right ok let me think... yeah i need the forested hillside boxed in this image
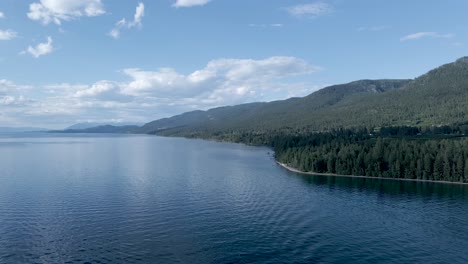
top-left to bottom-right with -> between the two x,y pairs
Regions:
137,57 -> 468,137
273,127 -> 468,183
136,79 -> 410,135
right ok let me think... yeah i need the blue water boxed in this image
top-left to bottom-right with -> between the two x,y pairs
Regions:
0,133 -> 467,263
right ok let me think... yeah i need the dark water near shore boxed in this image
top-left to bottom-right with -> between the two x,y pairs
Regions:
0,133 -> 467,263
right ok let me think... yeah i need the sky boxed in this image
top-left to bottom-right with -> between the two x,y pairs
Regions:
0,0 -> 467,128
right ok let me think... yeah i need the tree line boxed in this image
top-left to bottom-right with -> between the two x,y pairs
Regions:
272,127 -> 468,183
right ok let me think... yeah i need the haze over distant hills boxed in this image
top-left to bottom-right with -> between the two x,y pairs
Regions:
135,57 -> 468,136
0,127 -> 49,133
65,122 -> 144,130
54,125 -> 140,134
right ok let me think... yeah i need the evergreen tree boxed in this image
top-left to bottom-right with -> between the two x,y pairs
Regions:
465,159 -> 468,182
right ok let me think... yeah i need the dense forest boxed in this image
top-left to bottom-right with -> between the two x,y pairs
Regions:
272,126 -> 468,183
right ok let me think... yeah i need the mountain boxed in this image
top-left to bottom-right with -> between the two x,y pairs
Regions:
0,127 -> 49,133
136,102 -> 265,134
136,79 -> 410,135
323,57 -> 468,128
54,125 -> 139,134
136,57 -> 468,137
66,122 -> 143,130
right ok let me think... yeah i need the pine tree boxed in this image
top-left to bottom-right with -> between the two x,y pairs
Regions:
416,159 -> 423,179
443,154 -> 451,181
423,154 -> 432,180
434,154 -> 444,181
456,155 -> 464,182
464,159 -> 468,183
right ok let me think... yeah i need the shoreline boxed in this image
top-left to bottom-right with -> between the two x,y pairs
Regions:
277,162 -> 468,186
165,135 -> 468,186
47,131 -> 468,186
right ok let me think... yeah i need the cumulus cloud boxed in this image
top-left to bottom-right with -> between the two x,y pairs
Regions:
0,56 -> 321,127
0,11 -> 5,18
109,2 -> 145,39
0,79 -> 31,95
287,2 -> 333,17
249,23 -> 284,28
400,32 -> 454,42
121,57 -> 319,100
173,0 -> 211,8
0,30 -> 17,40
0,80 -> 35,125
27,0 -> 105,25
24,37 -> 54,58
74,81 -> 133,102
0,96 -> 33,107
130,2 -> 145,27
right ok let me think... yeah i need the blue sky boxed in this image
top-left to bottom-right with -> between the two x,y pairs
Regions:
0,0 -> 467,128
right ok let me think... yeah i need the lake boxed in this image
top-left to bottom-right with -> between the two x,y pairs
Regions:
0,134 -> 467,263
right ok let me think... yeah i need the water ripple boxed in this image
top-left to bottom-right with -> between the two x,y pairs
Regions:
0,135 -> 467,263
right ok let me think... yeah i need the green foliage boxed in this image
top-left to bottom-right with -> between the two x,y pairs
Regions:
139,57 -> 468,135
135,79 -> 411,134
273,129 -> 468,183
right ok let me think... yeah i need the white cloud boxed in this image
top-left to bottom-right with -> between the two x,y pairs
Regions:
121,57 -> 319,100
27,0 -> 105,25
0,80 -> 36,125
173,0 -> 211,8
0,79 -> 31,95
357,26 -> 391,32
287,2 -> 333,17
0,30 -> 17,40
400,32 -> 454,42
109,19 -> 126,39
130,2 -> 145,27
0,96 -> 33,107
74,81 -> 116,98
249,23 -> 284,28
24,37 -> 54,58
109,3 -> 145,39
0,11 -> 5,18
74,81 -> 132,102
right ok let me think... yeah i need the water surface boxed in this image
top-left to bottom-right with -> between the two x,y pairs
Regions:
0,134 -> 467,263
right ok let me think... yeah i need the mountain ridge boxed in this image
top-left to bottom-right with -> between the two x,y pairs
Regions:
53,125 -> 139,134
135,79 -> 411,134
0,127 -> 49,133
66,122 -> 143,130
136,57 -> 468,136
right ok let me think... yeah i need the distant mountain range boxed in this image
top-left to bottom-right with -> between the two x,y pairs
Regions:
0,127 -> 49,133
65,122 -> 143,130
135,57 -> 468,136
53,125 -> 139,134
